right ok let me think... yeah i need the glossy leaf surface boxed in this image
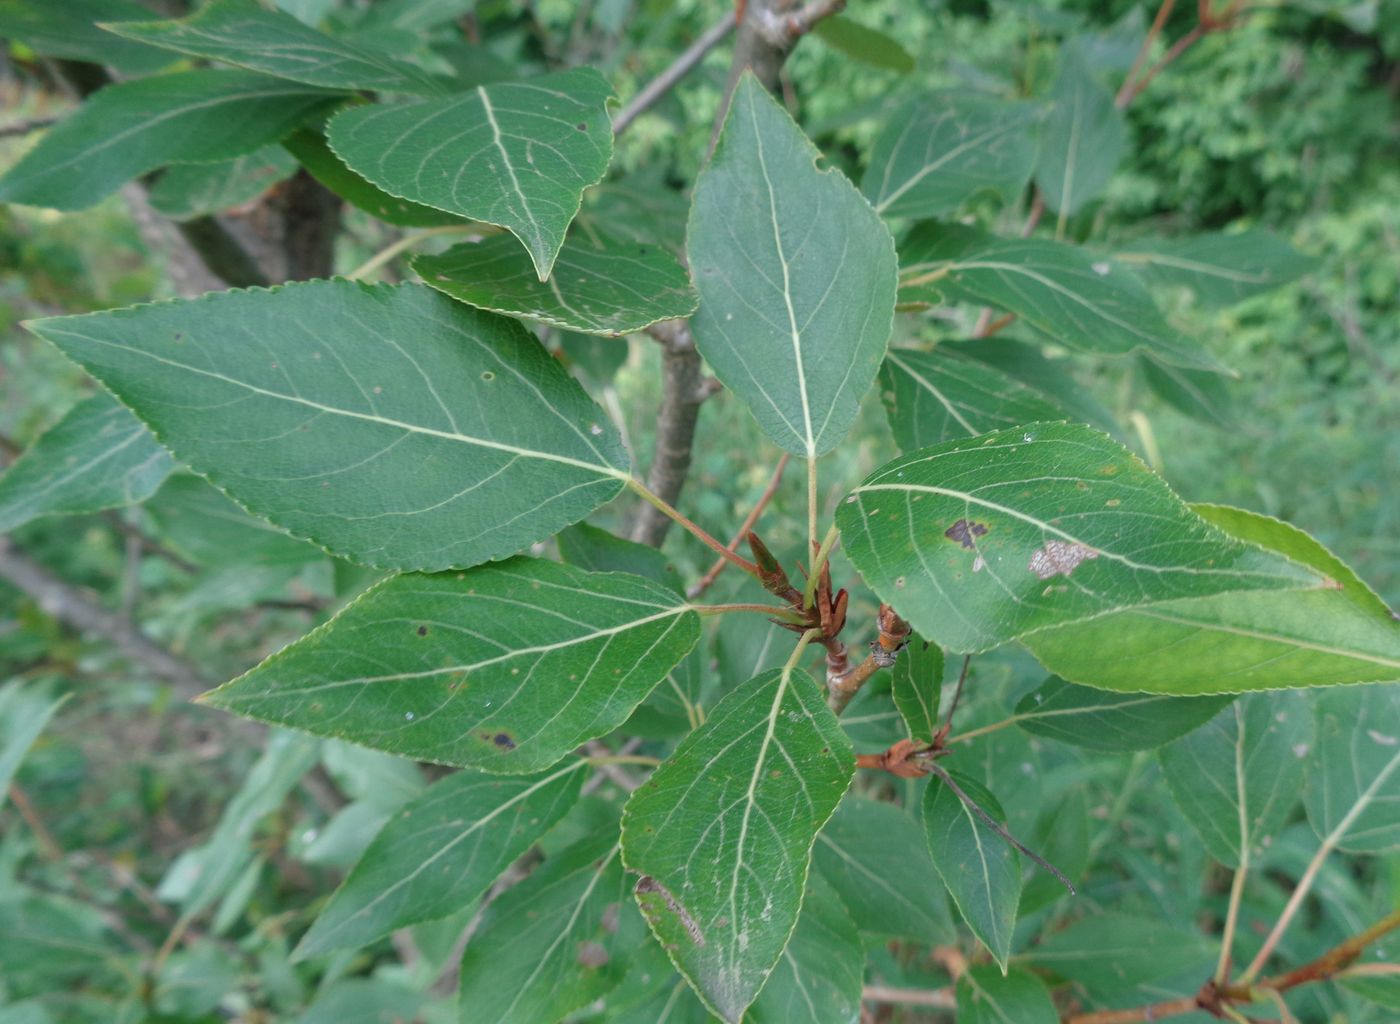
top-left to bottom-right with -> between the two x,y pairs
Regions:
0,70 -> 342,210
328,68 -> 614,279
0,393 -> 175,533
837,424 -> 1321,653
415,230 -> 695,336
1025,505 -> 1400,693
206,559 -> 699,772
1159,694 -> 1311,867
621,665 -> 855,1023
1013,677 -> 1231,751
295,761 -> 585,957
864,92 -> 1040,218
922,771 -> 1020,968
108,0 -> 445,94
688,73 -> 897,459
30,281 -> 631,571
880,346 -> 1065,451
899,222 -> 1224,371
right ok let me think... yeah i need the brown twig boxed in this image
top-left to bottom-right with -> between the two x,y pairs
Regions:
687,453 -> 790,599
631,321 -> 711,546
1115,0 -> 1177,108
861,984 -> 956,1010
0,115 -> 58,139
827,604 -> 910,713
613,13 -> 738,136
934,655 -> 973,746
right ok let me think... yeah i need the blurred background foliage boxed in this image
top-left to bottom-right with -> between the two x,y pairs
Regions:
0,0 -> 1397,1021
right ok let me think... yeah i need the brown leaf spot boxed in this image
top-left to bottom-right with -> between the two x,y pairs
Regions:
417,625 -> 428,636
635,875 -> 705,947
576,941 -> 609,968
492,732 -> 516,749
945,519 -> 989,550
1029,540 -> 1099,580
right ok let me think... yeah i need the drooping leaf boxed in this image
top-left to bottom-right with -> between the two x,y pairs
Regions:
891,635 -> 943,743
144,475 -> 323,569
812,15 -> 915,73
899,222 -> 1225,372
1304,684 -> 1400,853
0,0 -> 174,74
1139,356 -> 1236,429
29,281 -> 632,572
1018,913 -> 1218,1005
1013,677 -> 1232,752
863,92 -> 1041,218
107,0 -> 447,95
1024,504 -> 1400,693
747,873 -> 863,1024
328,68 -> 614,280
1034,40 -> 1126,216
814,795 -> 954,943
148,145 -> 299,221
414,229 -> 696,336
688,72 -> 897,459
0,70 -> 343,211
956,966 -> 1058,1024
837,424 -> 1322,653
1116,230 -> 1316,307
621,665 -> 855,1023
1159,694 -> 1312,868
879,346 -> 1065,451
204,559 -> 699,772
281,129 -> 461,227
457,835 -> 633,1023
922,770 -> 1020,968
0,393 -> 175,534
0,683 -> 67,809
295,761 -> 585,957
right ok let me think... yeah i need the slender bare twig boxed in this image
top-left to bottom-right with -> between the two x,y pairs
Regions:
688,453 -> 790,599
862,984 -> 956,1010
1115,0 -> 1178,108
0,115 -> 58,139
613,14 -> 737,136
934,655 -> 973,744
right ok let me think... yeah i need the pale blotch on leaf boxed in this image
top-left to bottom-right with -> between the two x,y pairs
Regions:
1028,540 -> 1099,580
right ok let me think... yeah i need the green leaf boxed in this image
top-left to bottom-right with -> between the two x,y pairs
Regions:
863,92 -> 1041,218
107,0 -> 447,95
956,966 -> 1057,1024
1023,504 -> 1400,693
1139,356 -> 1236,429
0,683 -> 66,809
297,978 -> 422,1024
1017,913 -> 1218,1004
891,636 -> 943,743
1304,684 -> 1400,852
1034,40 -> 1126,216
148,145 -> 298,221
144,475 -> 322,569
327,68 -> 614,280
837,424 -> 1322,653
557,522 -> 683,594
1115,230 -> 1316,307
812,15 -> 915,73
295,761 -> 585,957
945,337 -> 1118,433
1341,972 -> 1400,1010
922,770 -> 1020,968
621,665 -> 855,1023
457,835 -> 632,1023
880,346 -> 1066,451
281,129 -> 460,227
747,874 -> 863,1024
814,795 -> 954,943
556,331 -> 629,388
359,0 -> 480,31
899,222 -> 1226,372
0,70 -> 343,211
687,72 -> 897,459
414,229 -> 696,336
1013,677 -> 1232,752
29,281 -> 631,572
0,0 -> 175,74
0,393 -> 175,534
1159,694 -> 1311,868
204,558 -> 700,772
